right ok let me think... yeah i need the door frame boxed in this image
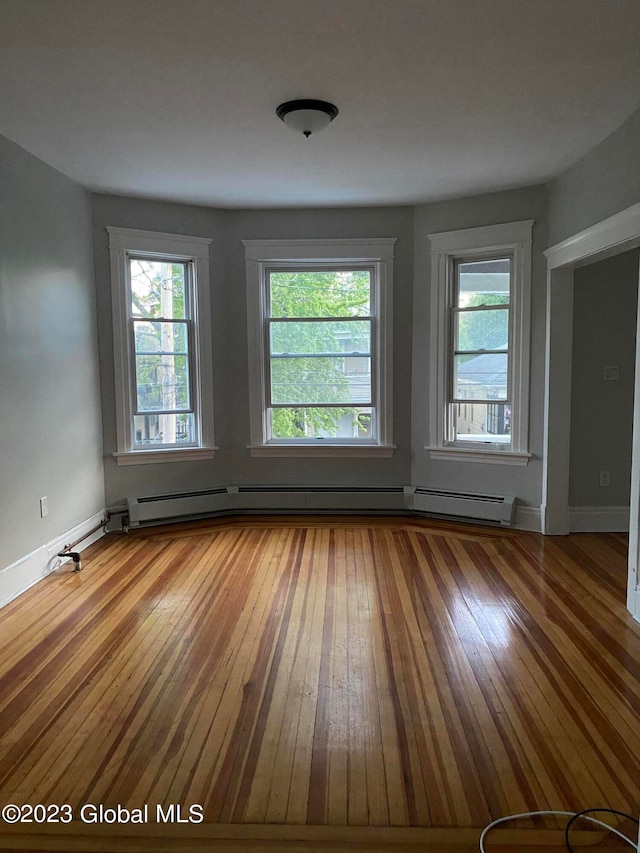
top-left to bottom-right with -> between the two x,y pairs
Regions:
543,202 -> 640,619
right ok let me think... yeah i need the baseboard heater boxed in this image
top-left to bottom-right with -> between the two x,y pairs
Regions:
126,488 -> 232,527
407,487 -> 516,526
125,486 -> 516,528
126,485 -> 406,527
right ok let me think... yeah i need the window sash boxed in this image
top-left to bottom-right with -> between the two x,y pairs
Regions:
109,227 -> 214,460
267,315 -> 373,409
448,254 -> 514,446
264,268 -> 378,440
267,406 -> 377,443
266,266 -> 373,319
243,238 -> 395,453
131,317 -> 194,416
427,221 -> 532,460
453,306 -> 510,354
127,256 -> 198,446
128,255 -> 192,317
450,401 -> 513,444
269,366 -> 372,406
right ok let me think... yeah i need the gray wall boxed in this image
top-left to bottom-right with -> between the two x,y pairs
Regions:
411,185 -> 549,510
0,135 -> 104,570
93,187 -> 549,513
2,100 -> 639,562
549,105 -> 640,245
91,196 -> 414,506
569,250 -> 639,506
91,196 -> 227,505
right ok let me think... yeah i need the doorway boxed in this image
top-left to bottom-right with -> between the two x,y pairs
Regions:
543,202 -> 640,621
569,250 -> 638,531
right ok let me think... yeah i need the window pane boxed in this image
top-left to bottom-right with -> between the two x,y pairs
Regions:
454,352 -> 508,400
269,270 -> 370,318
135,354 -> 191,412
270,407 -> 373,439
457,258 -> 510,307
271,357 -> 371,405
452,402 -> 511,445
455,308 -> 508,352
130,259 -> 187,319
134,320 -> 188,354
270,320 -> 370,356
133,413 -> 195,446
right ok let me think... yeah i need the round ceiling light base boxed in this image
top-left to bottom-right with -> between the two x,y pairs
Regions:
276,99 -> 339,137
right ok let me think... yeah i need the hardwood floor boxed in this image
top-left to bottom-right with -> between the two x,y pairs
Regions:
0,516 -> 638,851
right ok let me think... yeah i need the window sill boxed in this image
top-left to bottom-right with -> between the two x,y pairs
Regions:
425,446 -> 532,466
113,447 -> 218,466
249,444 -> 396,458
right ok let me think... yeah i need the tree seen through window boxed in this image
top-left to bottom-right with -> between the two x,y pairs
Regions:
268,269 -> 373,439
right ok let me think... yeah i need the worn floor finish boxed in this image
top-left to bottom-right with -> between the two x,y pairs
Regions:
0,517 -> 638,850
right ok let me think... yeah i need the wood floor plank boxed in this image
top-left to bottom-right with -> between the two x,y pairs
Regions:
0,820 -> 634,851
488,538 -> 640,805
1,515 -> 639,852
285,531 -> 324,824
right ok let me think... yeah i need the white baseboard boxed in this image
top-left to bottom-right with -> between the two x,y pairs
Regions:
569,505 -> 630,533
514,505 -> 542,532
0,511 -> 106,610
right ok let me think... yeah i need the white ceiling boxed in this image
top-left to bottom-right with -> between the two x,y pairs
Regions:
2,0 -> 640,208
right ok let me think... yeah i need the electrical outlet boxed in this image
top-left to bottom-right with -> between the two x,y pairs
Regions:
603,366 -> 619,381
599,471 -> 610,487
40,496 -> 48,517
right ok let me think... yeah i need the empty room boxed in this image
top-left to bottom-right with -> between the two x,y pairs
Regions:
1,1 -> 640,851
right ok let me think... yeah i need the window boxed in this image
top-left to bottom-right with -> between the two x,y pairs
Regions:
428,221 -> 533,465
452,257 -> 511,444
244,239 -> 395,456
108,228 -> 215,464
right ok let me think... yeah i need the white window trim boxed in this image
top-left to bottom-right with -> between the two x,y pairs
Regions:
427,220 -> 533,466
108,227 -> 216,465
243,238 -> 396,457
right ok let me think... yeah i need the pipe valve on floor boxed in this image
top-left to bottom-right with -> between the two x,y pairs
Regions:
57,549 -> 82,572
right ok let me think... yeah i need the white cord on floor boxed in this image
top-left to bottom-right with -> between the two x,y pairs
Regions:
479,809 -> 637,851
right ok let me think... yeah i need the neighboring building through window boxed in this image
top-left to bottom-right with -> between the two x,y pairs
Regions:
108,228 -> 215,465
244,239 -> 396,456
428,221 -> 533,465
452,257 -> 511,444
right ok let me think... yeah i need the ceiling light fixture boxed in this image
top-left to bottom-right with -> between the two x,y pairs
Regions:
276,99 -> 338,138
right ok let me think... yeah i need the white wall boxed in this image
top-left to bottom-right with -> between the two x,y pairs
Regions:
569,250 -> 639,508
0,135 -> 105,574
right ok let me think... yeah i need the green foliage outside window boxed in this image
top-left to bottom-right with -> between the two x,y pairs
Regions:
130,264 -> 375,441
268,270 -> 372,438
457,293 -> 509,355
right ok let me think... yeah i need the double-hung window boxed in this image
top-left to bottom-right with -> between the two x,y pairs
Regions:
108,228 -> 215,464
244,239 -> 395,456
428,221 -> 533,465
452,256 -> 511,444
